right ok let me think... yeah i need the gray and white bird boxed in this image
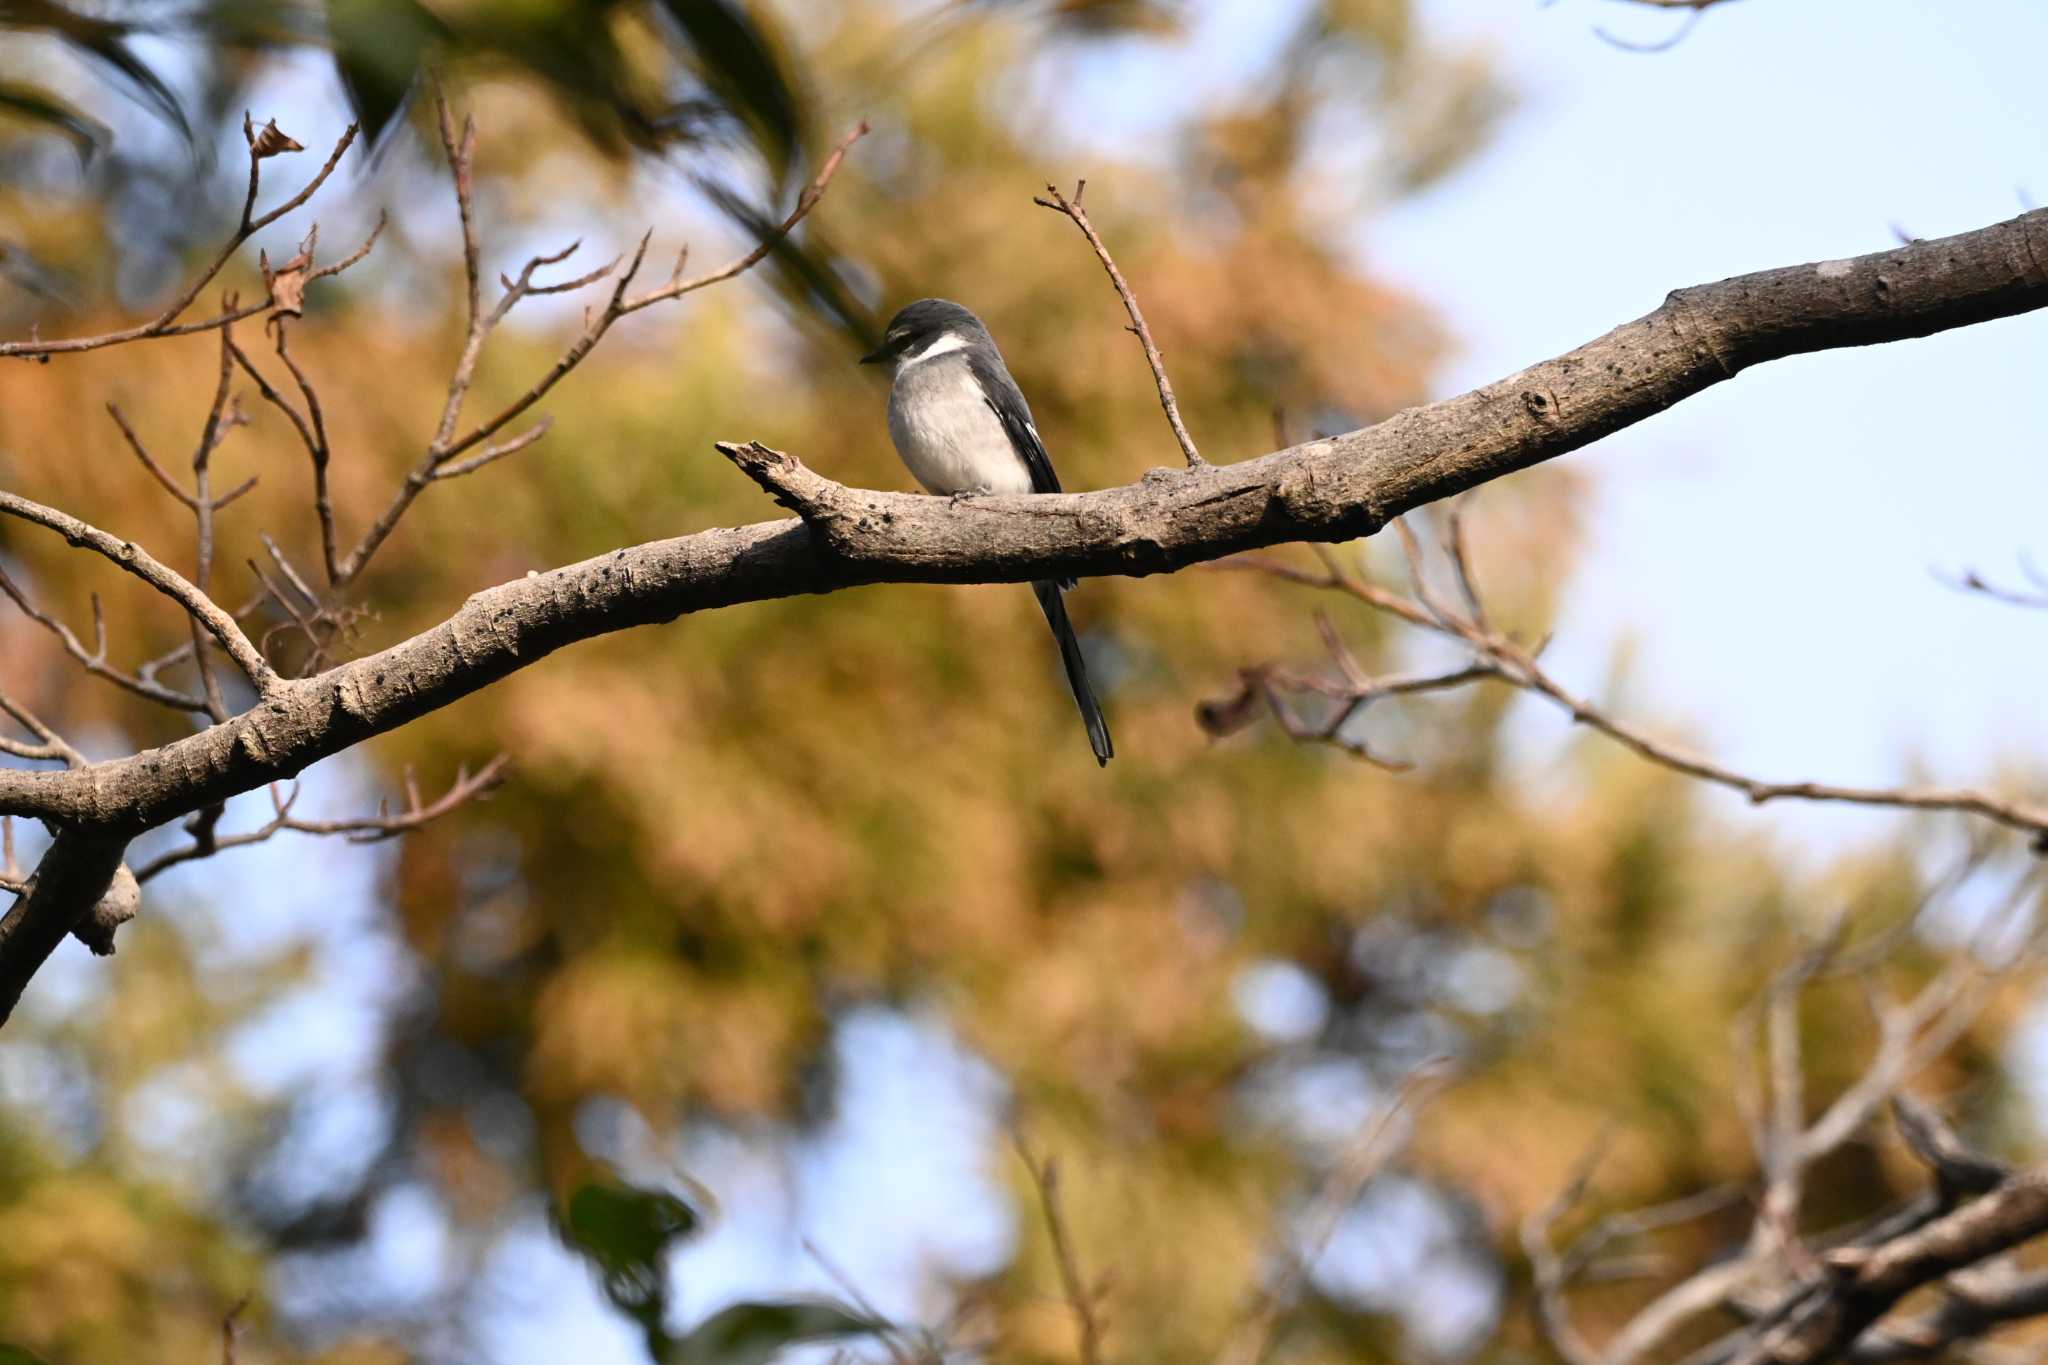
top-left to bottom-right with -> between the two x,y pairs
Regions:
861,298 -> 1113,766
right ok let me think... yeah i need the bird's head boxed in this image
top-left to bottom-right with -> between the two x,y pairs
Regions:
859,297 -> 988,369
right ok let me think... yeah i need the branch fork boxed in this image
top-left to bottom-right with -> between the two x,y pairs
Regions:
2,143 -> 2047,1034
0,101 -> 874,1017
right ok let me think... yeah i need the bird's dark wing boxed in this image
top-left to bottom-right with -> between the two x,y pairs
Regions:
969,349 -> 1061,495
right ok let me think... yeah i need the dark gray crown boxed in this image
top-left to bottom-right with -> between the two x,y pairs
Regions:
881,298 -> 987,344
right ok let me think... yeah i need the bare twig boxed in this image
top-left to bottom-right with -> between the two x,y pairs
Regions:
1892,1096 -> 2010,1200
0,492 -> 275,695
429,417 -> 553,481
1011,1131 -> 1105,1365
222,1295 -> 249,1365
106,404 -> 198,508
1218,1059 -> 1455,1365
801,1240 -> 922,1365
1526,876 -> 2046,1365
612,119 -> 868,318
1196,653 -> 1497,768
1595,9 -> 1707,52
331,113 -> 870,587
1943,560 -> 2048,612
1522,1132 -> 1615,1365
270,322 -> 336,582
131,756 -> 508,883
187,323 -> 248,721
131,590 -> 268,694
0,690 -> 83,768
228,323 -> 341,585
1035,180 -> 1205,469
0,566 -> 208,712
1,122 -> 364,359
1216,522 -> 2048,844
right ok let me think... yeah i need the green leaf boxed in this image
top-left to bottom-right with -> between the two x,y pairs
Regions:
461,4 -> 643,157
692,176 -> 878,352
653,0 -> 802,182
0,82 -> 107,163
558,1180 -> 701,1312
666,1299 -> 884,1365
0,0 -> 187,140
0,1344 -> 51,1365
325,0 -> 449,150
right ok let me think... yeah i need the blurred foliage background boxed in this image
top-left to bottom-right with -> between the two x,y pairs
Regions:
0,1 -> 2042,1362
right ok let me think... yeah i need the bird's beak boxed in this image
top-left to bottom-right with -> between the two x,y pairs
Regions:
857,343 -> 890,365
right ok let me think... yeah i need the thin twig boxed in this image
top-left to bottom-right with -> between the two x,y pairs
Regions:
1218,526 -> 2048,842
0,492 -> 275,694
270,321 -> 337,583
1595,9 -> 1707,52
1,122 -> 362,359
0,690 -> 84,768
131,589 -> 267,694
1011,1131 -> 1104,1365
1544,869 -> 2048,1365
429,417 -> 552,481
1035,179 -> 1205,469
1521,1131 -> 1615,1365
106,404 -> 198,508
613,119 -> 869,318
187,323 -> 247,721
222,1295 -> 249,1365
801,1240 -> 919,1365
131,757 -> 508,883
1943,563 -> 2048,612
0,565 -> 208,712
1218,1059 -> 1455,1365
329,112 -> 869,587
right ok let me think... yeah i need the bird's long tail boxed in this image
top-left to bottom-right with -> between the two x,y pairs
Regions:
1032,581 -> 1113,767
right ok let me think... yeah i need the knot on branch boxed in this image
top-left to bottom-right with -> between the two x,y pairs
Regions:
70,863 -> 139,955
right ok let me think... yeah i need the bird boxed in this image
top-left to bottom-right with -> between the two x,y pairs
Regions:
861,298 -> 1114,766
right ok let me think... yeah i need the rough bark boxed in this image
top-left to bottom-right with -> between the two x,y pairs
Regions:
1743,1168 -> 2048,1364
0,830 -> 129,1014
2,206 -> 2045,1020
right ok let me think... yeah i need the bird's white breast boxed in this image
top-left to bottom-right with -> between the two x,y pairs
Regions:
886,353 -> 1033,496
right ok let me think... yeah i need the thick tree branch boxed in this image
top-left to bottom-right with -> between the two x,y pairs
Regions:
1524,868 -> 2045,1365
0,207 -> 2043,1020
0,830 -> 128,1010
329,114 -> 870,588
1735,1167 -> 2048,1365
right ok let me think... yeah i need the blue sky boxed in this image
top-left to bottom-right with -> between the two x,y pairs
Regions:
1374,0 -> 2048,851
1059,0 -> 2048,853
